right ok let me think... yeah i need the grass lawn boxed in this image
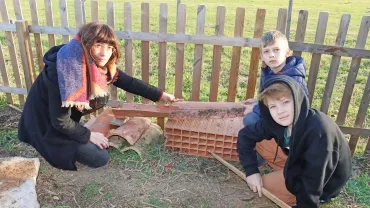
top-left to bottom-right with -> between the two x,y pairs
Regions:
0,0 -> 370,207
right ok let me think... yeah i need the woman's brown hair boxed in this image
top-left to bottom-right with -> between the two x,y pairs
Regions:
78,22 -> 120,69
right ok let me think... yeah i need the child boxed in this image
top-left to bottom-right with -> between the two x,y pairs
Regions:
18,22 -> 180,171
237,75 -> 352,207
243,30 -> 308,127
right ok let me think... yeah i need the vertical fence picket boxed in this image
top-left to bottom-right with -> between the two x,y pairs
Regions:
336,16 -> 370,125
307,12 -> 328,105
348,72 -> 370,154
0,45 -> 14,104
276,8 -> 287,33
106,0 -> 117,100
74,0 -> 84,28
174,4 -> 186,99
246,8 -> 265,100
209,6 -> 225,102
157,3 -> 168,129
16,21 -> 35,92
0,0 -> 25,105
44,0 -> 56,47
124,2 -> 133,102
141,2 -> 150,104
191,5 -> 206,101
59,0 -> 70,43
292,10 -> 308,57
30,0 -> 44,72
91,0 -> 98,22
320,14 -> 350,114
227,7 -> 245,102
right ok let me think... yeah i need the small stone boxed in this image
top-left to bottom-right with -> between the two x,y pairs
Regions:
52,196 -> 60,200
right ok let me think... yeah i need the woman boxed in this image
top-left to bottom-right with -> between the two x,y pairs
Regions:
18,22 -> 179,170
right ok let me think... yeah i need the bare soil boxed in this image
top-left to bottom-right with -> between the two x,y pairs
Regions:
0,106 -> 277,208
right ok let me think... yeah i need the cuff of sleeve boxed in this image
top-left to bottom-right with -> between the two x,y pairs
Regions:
158,91 -> 164,102
245,166 -> 260,177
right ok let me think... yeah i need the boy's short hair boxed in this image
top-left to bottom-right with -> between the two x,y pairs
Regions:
260,30 -> 289,49
259,82 -> 292,105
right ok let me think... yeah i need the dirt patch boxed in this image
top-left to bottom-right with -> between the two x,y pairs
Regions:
0,105 -> 21,130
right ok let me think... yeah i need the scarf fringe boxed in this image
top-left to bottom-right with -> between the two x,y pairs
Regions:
61,101 -> 92,110
88,92 -> 110,100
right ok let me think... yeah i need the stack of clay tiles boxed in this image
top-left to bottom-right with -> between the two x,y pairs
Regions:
84,108 -> 163,158
164,102 -> 244,161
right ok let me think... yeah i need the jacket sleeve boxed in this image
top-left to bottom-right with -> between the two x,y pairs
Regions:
294,131 -> 337,208
47,72 -> 91,143
113,70 -> 163,102
237,120 -> 274,177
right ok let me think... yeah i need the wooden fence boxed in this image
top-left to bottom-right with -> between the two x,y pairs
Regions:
0,0 -> 369,154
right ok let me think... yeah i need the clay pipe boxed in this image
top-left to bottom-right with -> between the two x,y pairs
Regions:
208,151 -> 291,208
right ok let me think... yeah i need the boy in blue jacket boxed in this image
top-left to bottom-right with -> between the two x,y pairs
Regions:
243,30 -> 308,126
242,30 -> 309,166
237,76 -> 352,207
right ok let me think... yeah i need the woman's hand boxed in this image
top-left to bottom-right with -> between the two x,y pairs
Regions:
90,132 -> 109,149
160,92 -> 182,103
241,98 -> 258,115
246,173 -> 263,197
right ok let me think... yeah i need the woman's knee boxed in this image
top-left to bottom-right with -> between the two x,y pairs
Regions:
76,143 -> 110,168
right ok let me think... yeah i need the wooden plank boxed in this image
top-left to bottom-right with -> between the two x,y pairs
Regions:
366,137 -> 370,151
307,12 -> 328,105
191,5 -> 206,101
336,16 -> 370,125
16,20 -> 35,92
320,14 -> 350,114
124,2 -> 133,103
91,0 -> 98,22
157,3 -> 168,129
292,10 -> 308,57
209,6 -> 225,102
44,0 -> 55,47
59,0 -> 70,43
0,86 -> 28,95
106,0 -> 117,100
174,4 -> 186,99
13,0 -> 23,20
30,0 -> 44,71
348,72 -> 370,154
74,0 -> 84,28
0,45 -> 14,103
227,7 -> 245,102
0,0 -> 25,105
340,126 -> 370,137
141,2 -> 150,104
246,8 -> 265,100
276,8 -> 287,33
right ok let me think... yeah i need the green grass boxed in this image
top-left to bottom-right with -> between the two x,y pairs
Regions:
80,181 -> 112,202
0,129 -> 21,152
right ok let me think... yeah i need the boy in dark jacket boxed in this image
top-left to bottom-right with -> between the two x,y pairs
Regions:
237,75 -> 352,207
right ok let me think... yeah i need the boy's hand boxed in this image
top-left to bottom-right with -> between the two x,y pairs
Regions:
160,92 -> 182,103
246,173 -> 263,197
90,132 -> 109,149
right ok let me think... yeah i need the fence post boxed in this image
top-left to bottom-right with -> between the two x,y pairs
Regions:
15,20 -> 35,92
